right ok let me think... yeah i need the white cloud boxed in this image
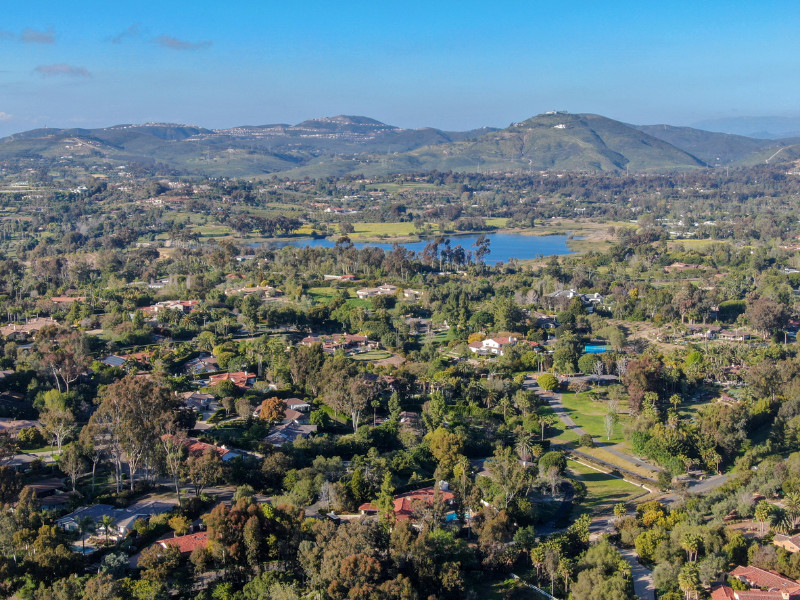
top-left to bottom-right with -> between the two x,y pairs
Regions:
0,112 -> 12,121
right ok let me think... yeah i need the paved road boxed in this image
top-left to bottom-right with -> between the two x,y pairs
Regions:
619,547 -> 655,600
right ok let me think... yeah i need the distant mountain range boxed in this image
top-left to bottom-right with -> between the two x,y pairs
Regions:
692,116 -> 800,139
3,112 -> 800,178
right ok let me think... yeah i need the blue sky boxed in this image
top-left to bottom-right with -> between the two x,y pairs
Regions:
1,0 -> 799,136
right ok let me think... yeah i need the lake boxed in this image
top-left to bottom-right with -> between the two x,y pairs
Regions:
256,232 -> 577,265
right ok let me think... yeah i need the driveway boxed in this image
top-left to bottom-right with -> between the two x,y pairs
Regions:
619,547 -> 655,600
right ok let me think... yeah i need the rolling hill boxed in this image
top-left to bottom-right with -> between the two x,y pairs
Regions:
4,112 -> 782,177
633,124 -> 781,165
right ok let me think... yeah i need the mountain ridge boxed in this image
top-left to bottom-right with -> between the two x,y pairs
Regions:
2,112 -> 794,177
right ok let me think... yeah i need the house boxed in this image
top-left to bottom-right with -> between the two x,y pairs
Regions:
718,330 -> 752,342
709,565 -> 800,600
140,300 -> 200,317
399,411 -> 420,425
356,284 -> 399,299
286,399 -> 311,412
157,532 -> 209,554
58,501 -> 173,541
282,408 -> 309,424
358,486 -> 455,522
50,295 -> 87,305
181,392 -> 219,413
208,371 -> 256,389
264,423 -> 318,447
252,405 -> 309,424
468,336 -> 518,356
0,317 -> 59,338
101,355 -> 127,368
184,439 -> 243,462
775,534 -> 800,553
324,274 -> 357,281
300,333 -> 374,352
6,453 -> 38,472
26,477 -> 65,498
546,289 -> 603,311
182,355 -> 220,375
403,289 -> 423,300
229,285 -> 281,297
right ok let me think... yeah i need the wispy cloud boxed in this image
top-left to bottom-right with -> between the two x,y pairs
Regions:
21,28 -> 55,44
0,112 -> 12,122
111,23 -> 143,44
34,64 -> 91,78
0,31 -> 14,41
156,35 -> 213,51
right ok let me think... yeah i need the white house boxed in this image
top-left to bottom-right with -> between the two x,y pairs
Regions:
468,336 -> 518,356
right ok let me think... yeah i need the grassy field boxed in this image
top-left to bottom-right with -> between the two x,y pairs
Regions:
350,350 -> 392,362
346,222 -> 427,239
542,406 -> 581,445
307,286 -> 370,307
559,391 -> 628,444
429,329 -> 456,343
568,459 -> 649,515
667,238 -> 729,249
582,446 -> 660,479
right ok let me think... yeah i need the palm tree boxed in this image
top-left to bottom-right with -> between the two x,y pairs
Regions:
538,413 -> 557,441
558,557 -> 574,594
76,516 -> 94,554
515,432 -> 537,463
785,492 -> 800,529
755,500 -> 773,536
99,514 -> 116,547
680,533 -> 701,562
678,562 -> 700,600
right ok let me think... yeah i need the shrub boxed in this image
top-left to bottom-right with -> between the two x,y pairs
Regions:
537,373 -> 559,391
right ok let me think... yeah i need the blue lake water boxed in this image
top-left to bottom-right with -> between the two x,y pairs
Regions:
256,232 -> 577,265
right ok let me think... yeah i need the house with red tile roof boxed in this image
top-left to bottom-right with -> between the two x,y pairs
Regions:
208,371 -> 256,389
50,295 -> 87,304
158,532 -> 208,554
711,566 -> 800,600
358,487 -> 455,522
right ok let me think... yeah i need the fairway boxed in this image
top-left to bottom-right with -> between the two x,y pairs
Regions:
568,459 -> 648,514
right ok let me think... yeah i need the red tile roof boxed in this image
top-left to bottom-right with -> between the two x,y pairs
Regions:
359,487 -> 455,522
208,372 -> 256,389
730,565 -> 800,593
159,532 -> 208,553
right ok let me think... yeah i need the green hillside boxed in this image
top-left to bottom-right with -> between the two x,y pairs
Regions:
0,113 -> 717,177
634,124 -> 780,164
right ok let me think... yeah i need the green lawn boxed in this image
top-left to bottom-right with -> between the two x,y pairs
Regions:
428,329 -> 456,343
347,222 -> 427,239
350,350 -> 392,362
559,390 -> 629,444
568,459 -> 648,515
307,287 -> 370,307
